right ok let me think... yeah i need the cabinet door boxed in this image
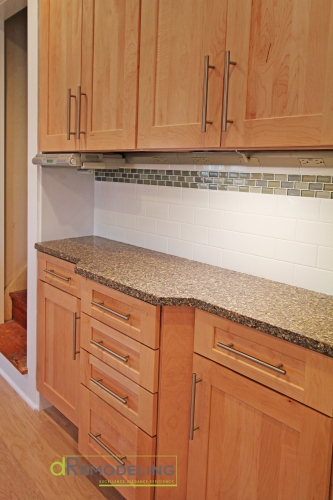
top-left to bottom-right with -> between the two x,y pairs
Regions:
39,0 -> 82,152
37,281 -> 81,426
187,354 -> 333,500
138,0 -> 227,149
223,0 -> 333,148
80,0 -> 140,150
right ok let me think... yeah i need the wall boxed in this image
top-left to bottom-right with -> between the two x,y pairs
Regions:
94,165 -> 333,296
5,8 -> 27,320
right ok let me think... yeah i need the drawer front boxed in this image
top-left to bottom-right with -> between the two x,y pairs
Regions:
194,309 -> 333,416
81,278 -> 160,348
81,313 -> 159,393
38,252 -> 80,297
79,385 -> 156,500
81,349 -> 157,436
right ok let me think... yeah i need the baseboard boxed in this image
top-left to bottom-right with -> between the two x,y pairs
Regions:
0,356 -> 39,410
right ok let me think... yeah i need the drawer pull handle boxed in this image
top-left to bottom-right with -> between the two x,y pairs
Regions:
222,50 -> 236,132
90,339 -> 129,363
72,312 -> 80,361
91,301 -> 130,321
90,377 -> 128,405
216,342 -> 286,375
44,269 -> 71,282
189,373 -> 202,440
201,55 -> 215,132
88,433 -> 126,466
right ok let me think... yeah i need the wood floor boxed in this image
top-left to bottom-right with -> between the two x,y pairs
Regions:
0,376 -> 124,499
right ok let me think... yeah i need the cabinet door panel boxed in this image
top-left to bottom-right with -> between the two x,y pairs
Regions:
39,0 -> 82,151
223,0 -> 333,148
138,0 -> 227,149
37,281 -> 80,425
187,354 -> 333,500
80,0 -> 140,150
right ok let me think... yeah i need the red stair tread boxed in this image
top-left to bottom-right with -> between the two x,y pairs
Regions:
9,290 -> 27,329
0,320 -> 27,374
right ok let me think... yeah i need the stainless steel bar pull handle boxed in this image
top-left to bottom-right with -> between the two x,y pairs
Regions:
201,55 -> 215,132
189,373 -> 202,440
90,377 -> 128,405
90,339 -> 129,363
44,269 -> 71,282
67,88 -> 76,140
222,50 -> 236,132
76,85 -> 86,140
91,301 -> 130,321
216,342 -> 286,375
72,312 -> 80,361
88,433 -> 126,466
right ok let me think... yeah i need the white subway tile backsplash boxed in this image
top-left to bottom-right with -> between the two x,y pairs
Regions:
146,201 -> 169,220
294,265 -> 333,295
251,215 -> 296,240
157,219 -> 181,239
318,246 -> 333,272
137,216 -> 157,234
274,240 -> 318,267
209,190 -> 240,212
169,204 -> 194,224
240,193 -> 277,216
107,225 -> 126,243
295,220 -> 333,248
224,212 -> 253,233
254,257 -> 294,286
208,228 -> 239,251
94,180 -> 333,296
182,188 -> 209,208
276,196 -> 321,221
319,199 -> 333,224
146,234 -> 168,253
117,212 -> 137,230
194,244 -> 222,267
239,234 -> 276,259
181,223 -> 208,245
222,250 -> 257,275
157,185 -> 182,204
126,199 -> 146,216
168,238 -> 194,260
194,207 -> 224,229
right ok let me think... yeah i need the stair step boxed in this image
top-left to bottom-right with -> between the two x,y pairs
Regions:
0,320 -> 27,374
9,290 -> 27,329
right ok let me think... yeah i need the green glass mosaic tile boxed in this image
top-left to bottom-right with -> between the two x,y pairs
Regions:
262,188 -> 274,194
317,176 -> 331,183
268,181 -> 281,188
324,184 -> 333,191
302,175 -> 316,182
275,174 -> 288,181
263,173 -> 274,180
301,190 -> 315,197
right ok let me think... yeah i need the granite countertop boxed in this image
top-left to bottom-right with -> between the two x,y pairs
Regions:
35,236 -> 333,358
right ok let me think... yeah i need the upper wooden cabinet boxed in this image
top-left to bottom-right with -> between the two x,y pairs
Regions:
137,0 -> 228,149
223,0 -> 333,148
39,0 -> 139,152
39,0 -> 333,151
39,0 -> 82,151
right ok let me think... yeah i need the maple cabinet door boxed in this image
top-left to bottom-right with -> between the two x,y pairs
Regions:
80,0 -> 140,150
186,354 -> 333,500
222,0 -> 333,148
39,0 -> 82,152
138,0 -> 227,149
37,281 -> 81,426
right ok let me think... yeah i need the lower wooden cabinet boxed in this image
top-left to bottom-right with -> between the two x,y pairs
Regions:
37,280 -> 81,426
187,353 -> 333,500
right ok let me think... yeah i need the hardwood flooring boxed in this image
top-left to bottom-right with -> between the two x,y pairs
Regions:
0,376 -> 124,499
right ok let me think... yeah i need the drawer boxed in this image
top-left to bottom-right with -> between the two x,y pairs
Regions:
79,385 -> 156,500
194,309 -> 333,416
38,252 -> 80,297
81,313 -> 159,393
81,349 -> 157,436
81,278 -> 160,349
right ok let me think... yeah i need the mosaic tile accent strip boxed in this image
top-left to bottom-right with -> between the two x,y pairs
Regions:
95,168 -> 333,199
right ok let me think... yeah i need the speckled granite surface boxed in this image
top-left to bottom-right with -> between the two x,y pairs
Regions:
35,236 -> 333,357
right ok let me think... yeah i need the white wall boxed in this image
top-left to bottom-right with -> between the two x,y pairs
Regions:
94,174 -> 333,296
40,168 -> 94,241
